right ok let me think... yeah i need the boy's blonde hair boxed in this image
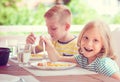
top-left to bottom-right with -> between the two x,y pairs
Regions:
77,20 -> 116,60
44,5 -> 72,24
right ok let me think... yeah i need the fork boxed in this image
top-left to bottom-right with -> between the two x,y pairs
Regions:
42,41 -> 47,67
43,41 -> 45,54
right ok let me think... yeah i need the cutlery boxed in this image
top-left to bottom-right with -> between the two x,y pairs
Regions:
32,44 -> 36,54
42,41 -> 47,67
43,41 -> 45,54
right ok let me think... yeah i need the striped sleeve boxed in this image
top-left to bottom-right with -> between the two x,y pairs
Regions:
74,55 -> 82,66
96,58 -> 120,76
74,55 -> 87,68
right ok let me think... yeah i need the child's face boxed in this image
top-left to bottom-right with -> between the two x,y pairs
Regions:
45,18 -> 67,41
80,28 -> 103,59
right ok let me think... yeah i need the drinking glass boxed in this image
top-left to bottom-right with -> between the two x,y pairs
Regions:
17,43 -> 31,67
6,40 -> 18,57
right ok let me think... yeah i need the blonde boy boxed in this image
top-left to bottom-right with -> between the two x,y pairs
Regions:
26,5 -> 78,56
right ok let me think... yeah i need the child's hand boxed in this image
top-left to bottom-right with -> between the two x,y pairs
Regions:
26,32 -> 36,44
39,35 -> 54,50
40,35 -> 58,61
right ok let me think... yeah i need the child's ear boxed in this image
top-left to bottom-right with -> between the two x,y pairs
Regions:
65,23 -> 70,31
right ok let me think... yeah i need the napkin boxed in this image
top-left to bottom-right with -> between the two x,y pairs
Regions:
0,74 -> 20,82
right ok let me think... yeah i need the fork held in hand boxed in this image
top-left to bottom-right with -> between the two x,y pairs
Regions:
43,41 -> 45,54
42,41 -> 47,67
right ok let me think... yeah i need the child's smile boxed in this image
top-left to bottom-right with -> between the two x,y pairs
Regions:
84,47 -> 93,52
81,27 -> 103,58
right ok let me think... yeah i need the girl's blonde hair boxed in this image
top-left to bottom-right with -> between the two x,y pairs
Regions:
77,20 -> 116,60
44,5 -> 72,24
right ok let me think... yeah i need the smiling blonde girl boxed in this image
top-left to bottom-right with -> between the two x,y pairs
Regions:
48,20 -> 120,80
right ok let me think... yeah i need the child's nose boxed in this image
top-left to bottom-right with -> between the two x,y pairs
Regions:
87,40 -> 93,47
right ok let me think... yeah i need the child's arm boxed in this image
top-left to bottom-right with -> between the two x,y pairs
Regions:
97,58 -> 120,80
47,44 -> 77,63
40,36 -> 77,63
110,73 -> 120,80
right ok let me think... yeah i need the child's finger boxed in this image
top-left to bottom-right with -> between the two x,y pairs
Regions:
26,32 -> 36,44
30,32 -> 36,39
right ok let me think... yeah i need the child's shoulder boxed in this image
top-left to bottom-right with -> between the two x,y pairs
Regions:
100,57 -> 113,61
98,57 -> 114,63
52,35 -> 78,44
95,57 -> 120,76
96,57 -> 117,67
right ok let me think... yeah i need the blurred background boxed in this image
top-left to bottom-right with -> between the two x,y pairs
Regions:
0,0 -> 120,25
0,0 -> 120,36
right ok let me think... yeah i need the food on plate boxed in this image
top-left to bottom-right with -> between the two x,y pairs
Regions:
30,51 -> 48,59
37,62 -> 73,67
31,61 -> 76,70
31,54 -> 43,58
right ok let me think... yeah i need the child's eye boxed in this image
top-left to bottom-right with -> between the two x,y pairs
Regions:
51,28 -> 57,30
93,39 -> 98,42
83,36 -> 88,40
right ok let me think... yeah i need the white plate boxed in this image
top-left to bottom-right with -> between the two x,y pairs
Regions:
31,61 -> 76,70
0,74 -> 20,82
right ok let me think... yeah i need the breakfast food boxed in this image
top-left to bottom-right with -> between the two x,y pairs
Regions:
31,54 -> 43,59
31,51 -> 48,59
37,62 -> 72,67
31,61 -> 76,70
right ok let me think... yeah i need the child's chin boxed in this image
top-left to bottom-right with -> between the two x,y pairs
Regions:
83,53 -> 92,57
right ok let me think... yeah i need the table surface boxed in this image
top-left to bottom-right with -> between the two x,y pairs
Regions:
0,60 -> 120,82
